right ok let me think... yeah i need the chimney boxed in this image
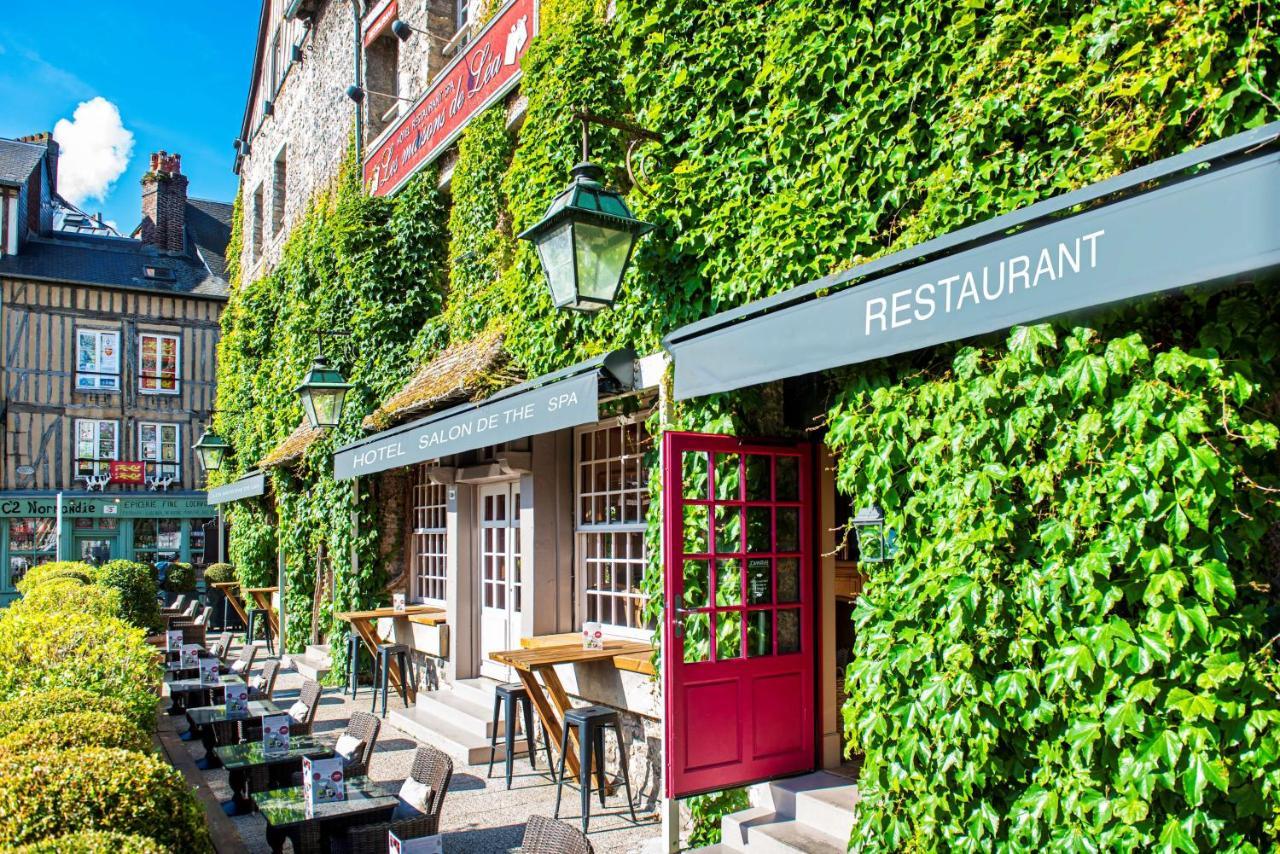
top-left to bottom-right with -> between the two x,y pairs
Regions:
140,151 -> 188,253
16,132 -> 58,196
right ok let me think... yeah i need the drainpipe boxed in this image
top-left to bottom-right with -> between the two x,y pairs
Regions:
348,0 -> 365,155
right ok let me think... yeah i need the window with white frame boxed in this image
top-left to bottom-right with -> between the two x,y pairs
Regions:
410,464 -> 448,603
576,417 -> 653,633
139,422 -> 180,481
139,333 -> 180,394
75,419 -> 118,478
75,329 -> 120,391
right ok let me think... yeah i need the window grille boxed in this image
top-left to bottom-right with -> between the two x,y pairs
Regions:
411,464 -> 449,603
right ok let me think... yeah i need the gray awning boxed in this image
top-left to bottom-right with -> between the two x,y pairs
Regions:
333,349 -> 635,480
664,121 -> 1280,400
207,471 -> 267,505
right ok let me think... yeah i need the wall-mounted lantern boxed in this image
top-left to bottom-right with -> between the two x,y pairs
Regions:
193,428 -> 231,473
517,112 -> 659,312
850,505 -> 898,563
296,331 -> 353,430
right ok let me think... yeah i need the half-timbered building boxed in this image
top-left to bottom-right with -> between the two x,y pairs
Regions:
0,137 -> 230,602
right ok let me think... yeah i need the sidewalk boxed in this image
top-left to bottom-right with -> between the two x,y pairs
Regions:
174,642 -> 663,853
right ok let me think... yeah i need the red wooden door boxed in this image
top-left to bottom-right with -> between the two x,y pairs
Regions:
663,432 -> 815,797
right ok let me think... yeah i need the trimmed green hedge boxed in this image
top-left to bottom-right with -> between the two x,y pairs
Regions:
10,830 -> 166,854
202,562 -> 235,585
163,561 -> 196,594
95,560 -> 162,634
15,561 -> 94,593
0,711 -> 151,756
0,689 -> 134,741
0,610 -> 160,728
0,747 -> 211,851
13,580 -> 122,619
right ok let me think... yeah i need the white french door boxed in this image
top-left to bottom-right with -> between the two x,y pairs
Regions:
478,481 -> 523,680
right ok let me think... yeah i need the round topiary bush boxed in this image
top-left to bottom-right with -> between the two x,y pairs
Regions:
14,561 -> 94,594
164,561 -> 195,593
94,560 -> 162,634
10,830 -> 166,854
0,747 -> 210,851
0,689 -> 134,740
13,580 -> 122,619
0,610 -> 160,728
0,711 -> 151,755
202,562 -> 235,585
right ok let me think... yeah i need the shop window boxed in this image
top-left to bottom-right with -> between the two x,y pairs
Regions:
75,329 -> 120,391
411,464 -> 448,604
575,418 -> 653,633
134,518 -> 182,563
7,518 -> 56,590
139,333 -> 180,394
75,419 -> 118,478
189,521 -> 209,565
139,422 -> 180,481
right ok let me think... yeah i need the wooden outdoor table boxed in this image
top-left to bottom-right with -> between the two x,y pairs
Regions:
243,587 -> 280,639
488,639 -> 654,785
335,605 -> 446,703
210,581 -> 250,628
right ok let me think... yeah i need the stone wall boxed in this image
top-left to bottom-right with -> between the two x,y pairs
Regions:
236,0 -> 458,280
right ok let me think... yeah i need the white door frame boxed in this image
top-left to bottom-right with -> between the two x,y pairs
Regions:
477,479 -> 522,680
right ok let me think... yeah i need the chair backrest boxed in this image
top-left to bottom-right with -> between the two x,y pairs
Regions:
410,746 -> 453,823
297,679 -> 323,726
210,631 -> 233,660
341,710 -> 382,777
194,605 -> 212,626
168,594 -> 188,612
182,600 -> 198,618
231,642 -> 258,676
254,658 -> 280,699
520,815 -> 594,854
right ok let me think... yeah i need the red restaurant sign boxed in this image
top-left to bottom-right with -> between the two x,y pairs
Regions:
363,0 -> 537,197
363,0 -> 397,47
109,462 -> 146,484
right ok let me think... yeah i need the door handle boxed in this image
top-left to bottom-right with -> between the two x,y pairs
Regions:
672,608 -> 697,639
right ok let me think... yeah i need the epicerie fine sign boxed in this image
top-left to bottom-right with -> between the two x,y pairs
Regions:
363,0 -> 537,197
0,496 -> 211,518
334,371 -> 598,480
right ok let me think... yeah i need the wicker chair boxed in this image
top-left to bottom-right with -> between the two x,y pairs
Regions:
289,679 -> 323,736
161,594 -> 188,616
521,815 -> 595,854
247,658 -> 280,701
208,631 -> 233,660
338,710 -> 381,778
330,746 -> 453,854
221,642 -> 258,677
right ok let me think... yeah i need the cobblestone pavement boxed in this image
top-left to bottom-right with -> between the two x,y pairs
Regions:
174,642 -> 663,853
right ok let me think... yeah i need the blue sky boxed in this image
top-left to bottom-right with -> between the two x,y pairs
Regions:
0,3 -> 259,230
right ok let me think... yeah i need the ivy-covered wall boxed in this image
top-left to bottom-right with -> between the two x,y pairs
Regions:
217,0 -> 1280,845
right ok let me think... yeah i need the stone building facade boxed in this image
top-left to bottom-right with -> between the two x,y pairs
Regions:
235,0 -> 468,280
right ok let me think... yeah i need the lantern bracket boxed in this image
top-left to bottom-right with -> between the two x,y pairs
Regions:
575,110 -> 663,196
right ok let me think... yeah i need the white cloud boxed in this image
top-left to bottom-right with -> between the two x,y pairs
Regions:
52,97 -> 134,206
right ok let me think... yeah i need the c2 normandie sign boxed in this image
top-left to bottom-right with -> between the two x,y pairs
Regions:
362,0 -> 537,197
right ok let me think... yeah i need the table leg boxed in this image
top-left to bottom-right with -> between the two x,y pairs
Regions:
540,667 -> 610,793
520,669 -> 580,782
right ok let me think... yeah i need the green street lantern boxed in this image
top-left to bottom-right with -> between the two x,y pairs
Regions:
517,162 -> 654,312
850,505 -> 898,563
296,355 -> 352,430
193,428 -> 230,473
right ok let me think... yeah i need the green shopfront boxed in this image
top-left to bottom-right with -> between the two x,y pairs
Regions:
0,492 -> 216,604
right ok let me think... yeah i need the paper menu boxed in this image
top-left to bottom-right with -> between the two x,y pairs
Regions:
393,593 -> 406,612
302,755 -> 346,816
225,683 -> 250,719
199,656 -> 220,687
180,643 -> 200,669
261,714 -> 291,757
166,630 -> 184,652
388,831 -> 442,853
582,621 -> 604,650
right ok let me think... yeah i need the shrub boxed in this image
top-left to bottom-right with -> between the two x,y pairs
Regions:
14,561 -> 93,593
163,561 -> 196,593
202,562 -> 235,585
95,560 -> 162,633
0,747 -> 211,851
0,610 -> 160,728
10,830 -> 166,854
0,711 -> 151,755
0,689 -> 134,740
13,580 -> 122,619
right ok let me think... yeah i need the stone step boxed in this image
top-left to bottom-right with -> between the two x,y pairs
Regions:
794,782 -> 858,843
750,819 -> 846,853
389,704 -> 530,766
450,676 -> 505,708
304,644 -> 333,666
414,688 -> 519,739
722,807 -> 775,852
293,654 -> 332,682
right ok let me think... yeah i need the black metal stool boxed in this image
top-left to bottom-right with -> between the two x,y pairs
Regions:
370,643 -> 415,717
553,705 -> 637,833
487,682 -> 552,789
345,632 -> 364,698
246,607 -> 274,656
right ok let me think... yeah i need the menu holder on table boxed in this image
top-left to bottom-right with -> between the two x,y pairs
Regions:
199,656 -> 221,687
225,683 -> 250,719
180,643 -> 200,669
166,630 -> 184,652
261,714 -> 291,757
389,831 -> 442,853
302,755 -> 346,817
